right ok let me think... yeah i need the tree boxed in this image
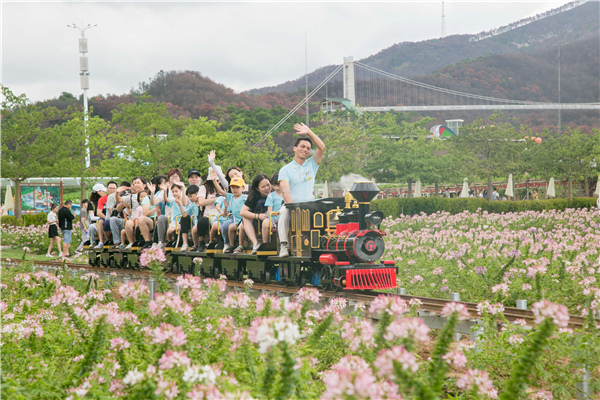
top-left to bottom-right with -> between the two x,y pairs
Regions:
530,128 -> 599,201
1,86 -> 73,218
364,114 -> 437,197
310,111 -> 369,183
450,113 -> 524,201
102,98 -> 189,177
52,110 -> 122,201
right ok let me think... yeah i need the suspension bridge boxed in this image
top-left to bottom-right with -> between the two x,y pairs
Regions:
257,56 -> 599,145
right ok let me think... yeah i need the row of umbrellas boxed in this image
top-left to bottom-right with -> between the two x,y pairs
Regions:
3,177 -> 600,209
406,175 -> 600,198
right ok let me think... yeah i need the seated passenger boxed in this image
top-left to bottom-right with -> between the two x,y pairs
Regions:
221,177 -> 247,253
263,172 -> 284,243
240,174 -> 271,254
153,176 -> 175,249
93,181 -> 117,249
191,166 -> 226,251
211,195 -> 229,244
172,185 -> 200,251
208,150 -> 248,193
188,168 -> 202,188
112,176 -> 147,250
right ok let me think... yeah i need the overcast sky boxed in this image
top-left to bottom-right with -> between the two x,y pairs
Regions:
2,0 -> 575,103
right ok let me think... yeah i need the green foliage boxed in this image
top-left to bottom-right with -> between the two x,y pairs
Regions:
372,196 -> 596,218
499,318 -> 555,400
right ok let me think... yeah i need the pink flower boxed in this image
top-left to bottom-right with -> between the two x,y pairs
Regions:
186,384 -> 222,400
476,301 -> 505,316
46,286 -> 84,307
531,300 -> 569,328
256,294 -> 281,312
139,247 -> 167,267
223,292 -> 250,309
321,356 -> 383,399
158,350 -> 191,370
118,280 -> 149,301
384,317 -> 430,342
203,278 -> 227,292
441,302 -> 470,321
522,283 -> 532,291
531,390 -> 554,399
149,292 -> 192,316
457,369 -> 498,399
373,345 -> 419,376
150,323 -> 188,346
296,287 -> 321,304
189,289 -> 208,303
491,283 -> 509,294
341,320 -> 375,351
369,295 -> 408,317
155,377 -> 179,400
442,350 -> 468,368
110,337 -> 131,351
176,274 -> 203,290
508,334 -> 524,345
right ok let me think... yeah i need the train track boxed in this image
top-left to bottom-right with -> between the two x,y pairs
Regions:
2,257 -> 595,331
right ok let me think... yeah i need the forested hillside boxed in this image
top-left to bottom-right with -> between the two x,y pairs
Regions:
33,0 -> 599,132
247,1 -> 599,95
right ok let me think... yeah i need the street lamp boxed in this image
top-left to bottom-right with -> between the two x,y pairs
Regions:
67,22 -> 97,169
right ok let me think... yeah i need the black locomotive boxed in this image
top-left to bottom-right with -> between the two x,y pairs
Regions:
87,181 -> 397,291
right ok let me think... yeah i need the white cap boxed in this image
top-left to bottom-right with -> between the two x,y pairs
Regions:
92,183 -> 107,192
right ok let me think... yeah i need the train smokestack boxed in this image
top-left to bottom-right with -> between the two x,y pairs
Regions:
350,181 -> 379,230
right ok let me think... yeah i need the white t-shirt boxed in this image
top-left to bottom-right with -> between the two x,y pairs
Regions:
47,211 -> 57,225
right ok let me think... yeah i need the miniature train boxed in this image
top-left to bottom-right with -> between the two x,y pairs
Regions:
87,181 -> 397,291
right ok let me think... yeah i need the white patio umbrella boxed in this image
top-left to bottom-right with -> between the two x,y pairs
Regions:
547,177 -> 556,198
323,180 -> 331,198
506,174 -> 514,198
594,175 -> 600,196
414,180 -> 421,198
461,178 -> 469,198
3,184 -> 14,213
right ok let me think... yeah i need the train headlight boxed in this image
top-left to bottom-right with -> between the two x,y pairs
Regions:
364,211 -> 384,228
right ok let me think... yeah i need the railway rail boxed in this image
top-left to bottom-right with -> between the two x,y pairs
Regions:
2,257 -> 596,332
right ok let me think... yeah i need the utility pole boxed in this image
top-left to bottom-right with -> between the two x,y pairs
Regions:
67,22 -> 97,168
558,45 -> 561,134
305,32 -> 309,125
441,1 -> 447,38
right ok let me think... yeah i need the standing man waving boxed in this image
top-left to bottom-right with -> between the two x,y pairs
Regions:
278,123 -> 326,257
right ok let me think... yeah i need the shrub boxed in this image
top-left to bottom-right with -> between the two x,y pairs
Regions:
372,197 -> 596,218
1,216 -> 22,226
1,212 -> 50,227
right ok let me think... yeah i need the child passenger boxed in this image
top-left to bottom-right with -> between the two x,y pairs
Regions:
221,177 -> 247,253
263,172 -> 284,243
172,185 -> 200,251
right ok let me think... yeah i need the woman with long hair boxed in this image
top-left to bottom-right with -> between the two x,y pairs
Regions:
240,174 -> 271,254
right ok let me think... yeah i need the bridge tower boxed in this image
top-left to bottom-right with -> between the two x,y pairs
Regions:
343,56 -> 356,106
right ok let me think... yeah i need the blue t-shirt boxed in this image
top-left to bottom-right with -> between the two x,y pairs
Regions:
215,196 -> 231,224
265,191 -> 283,213
278,156 -> 319,203
173,200 -> 199,222
225,192 -> 247,224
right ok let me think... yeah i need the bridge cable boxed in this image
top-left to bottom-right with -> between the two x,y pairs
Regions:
253,64 -> 343,147
355,61 -> 547,105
